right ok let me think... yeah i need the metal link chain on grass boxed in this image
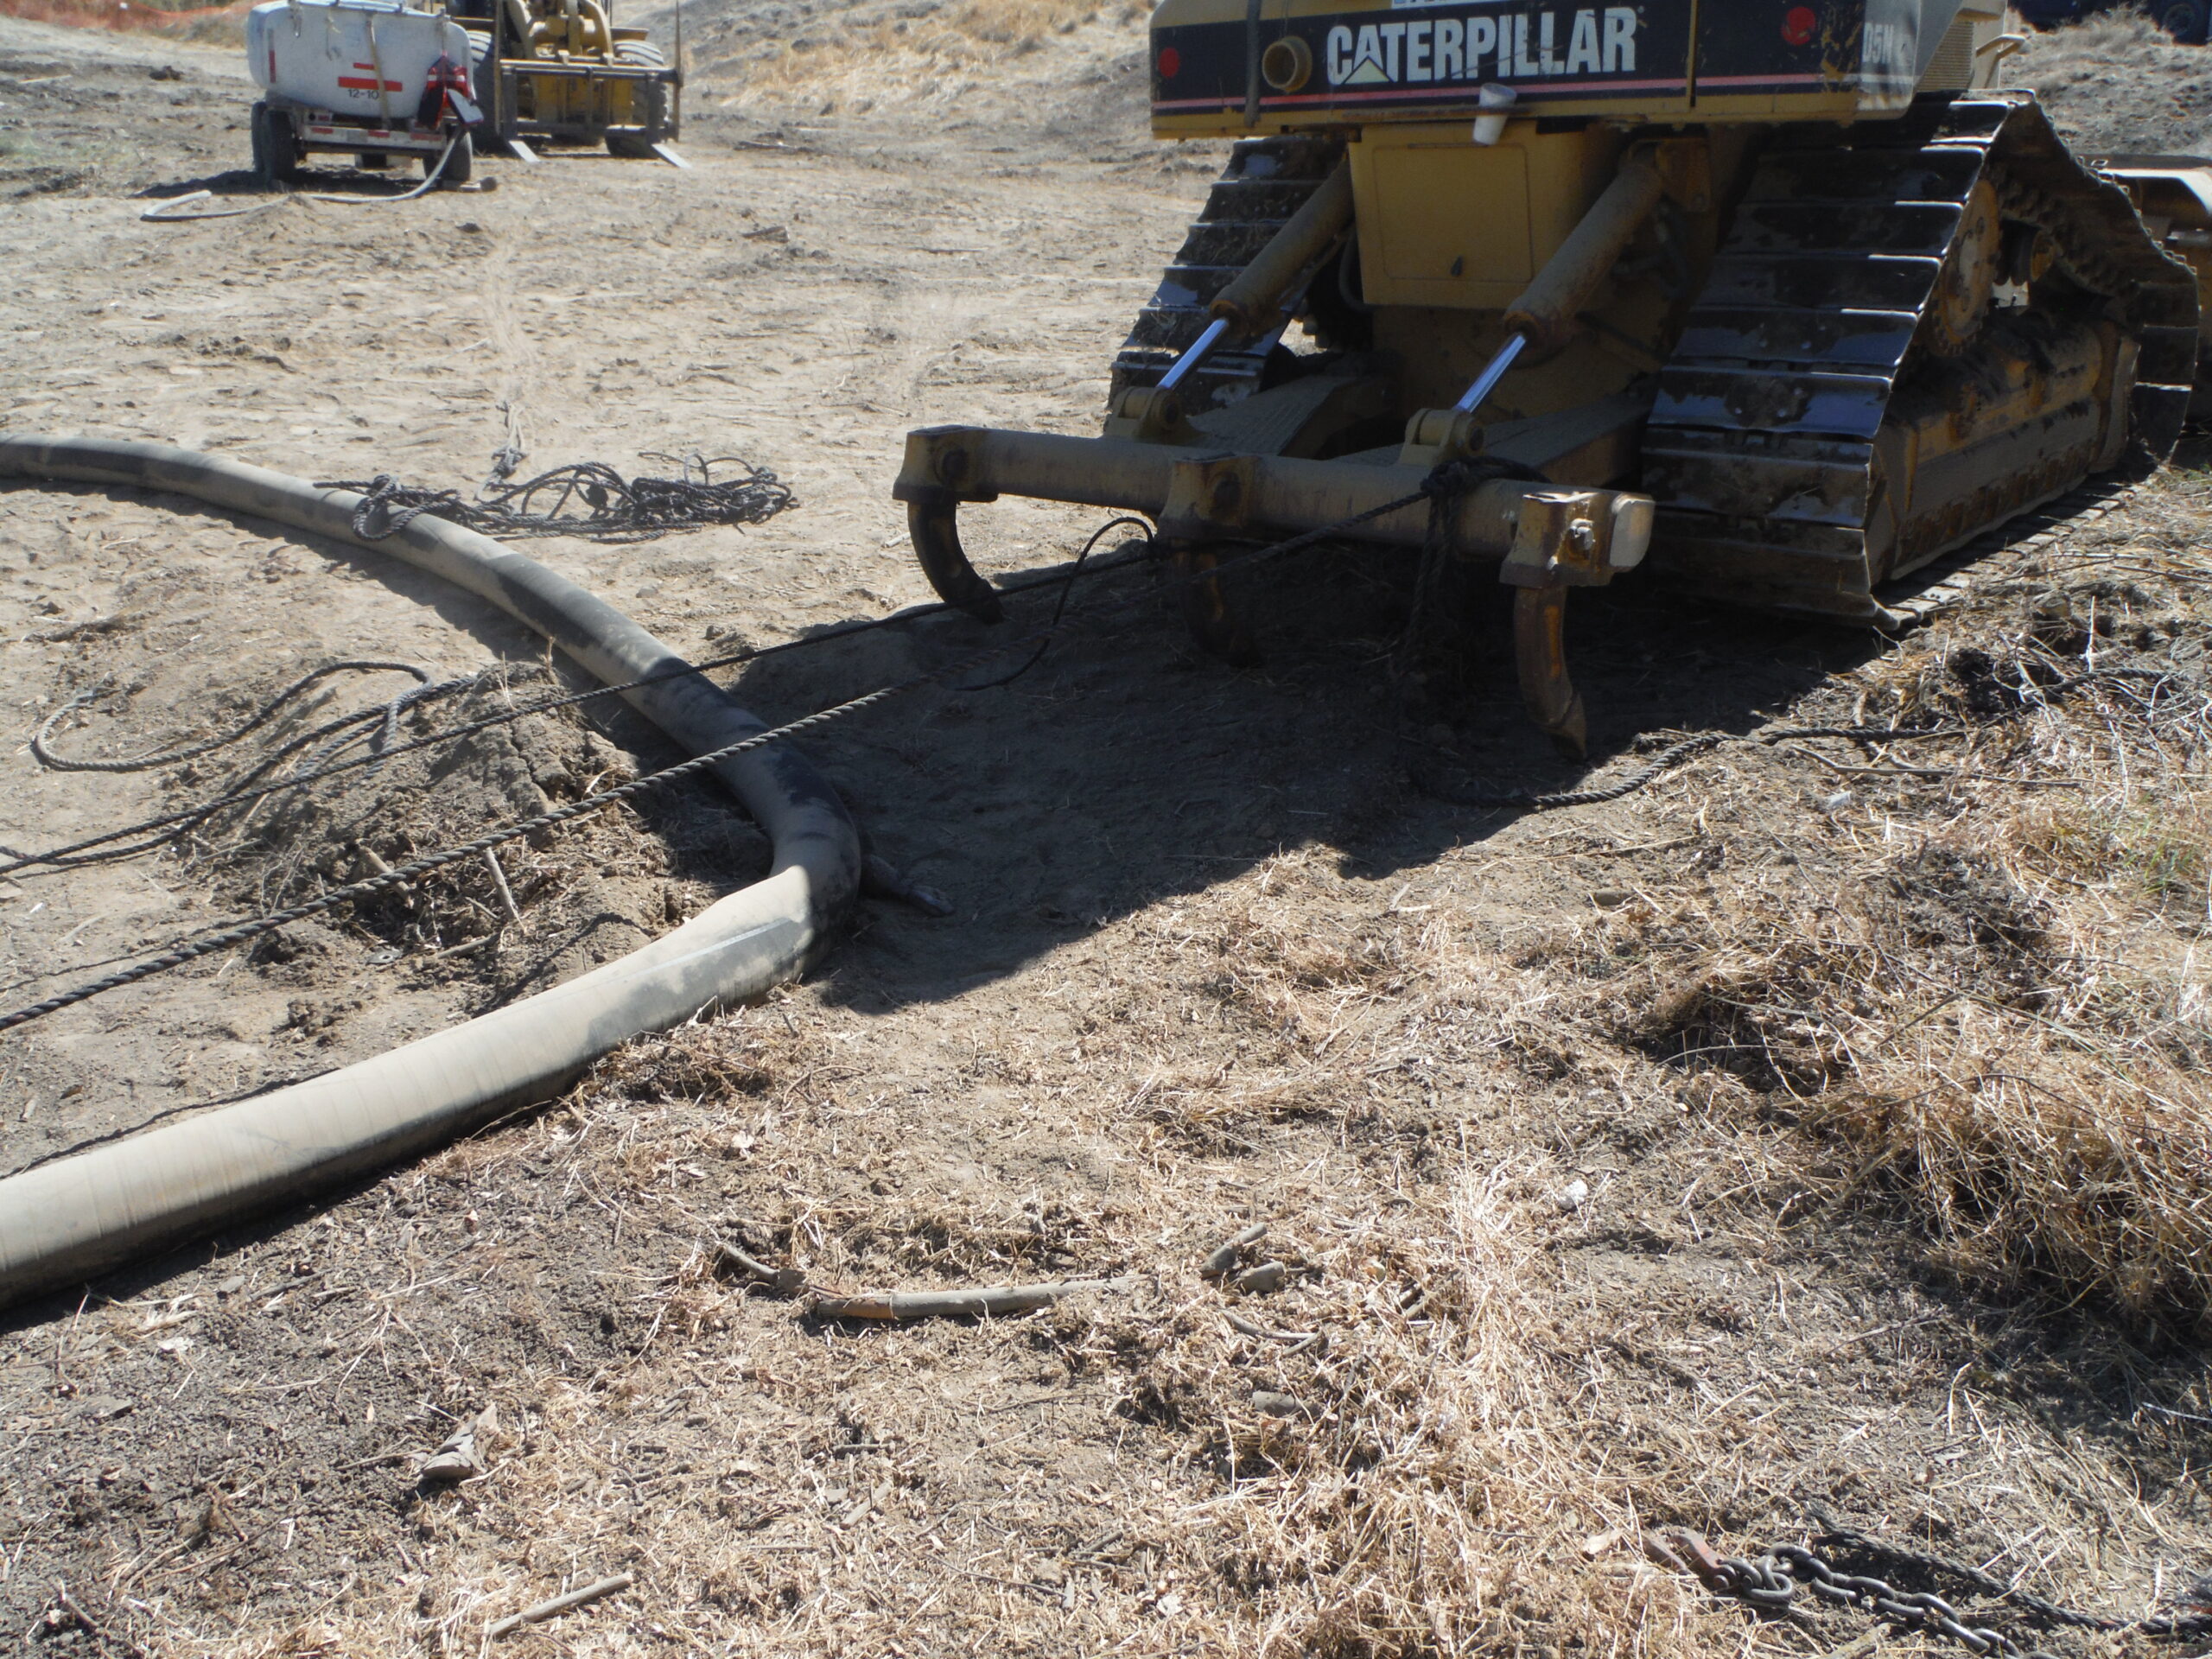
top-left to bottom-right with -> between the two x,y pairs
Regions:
1650,1517 -> 2212,1659
1801,1507 -> 2212,1639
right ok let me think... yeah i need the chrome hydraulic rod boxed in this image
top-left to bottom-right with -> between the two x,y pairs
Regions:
1452,332 -> 1529,415
1157,316 -> 1230,393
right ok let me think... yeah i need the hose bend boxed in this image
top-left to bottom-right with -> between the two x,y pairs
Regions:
0,435 -> 862,1312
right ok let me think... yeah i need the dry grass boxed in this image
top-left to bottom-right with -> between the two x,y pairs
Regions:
1558,466 -> 2212,1338
0,0 -> 246,36
698,0 -> 1147,111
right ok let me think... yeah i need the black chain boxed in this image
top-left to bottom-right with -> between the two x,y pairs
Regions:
1805,1510 -> 2212,1639
1650,1522 -> 2212,1659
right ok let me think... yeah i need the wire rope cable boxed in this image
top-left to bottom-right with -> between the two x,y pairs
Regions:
0,475 -> 1441,1032
1,539 -> 1170,881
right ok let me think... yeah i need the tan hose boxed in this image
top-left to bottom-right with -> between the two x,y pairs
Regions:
0,436 -> 861,1311
1208,159 -> 1354,336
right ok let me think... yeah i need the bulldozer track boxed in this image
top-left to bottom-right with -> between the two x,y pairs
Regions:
1642,92 -> 2197,622
1875,467 -> 2152,631
1109,134 -> 1347,416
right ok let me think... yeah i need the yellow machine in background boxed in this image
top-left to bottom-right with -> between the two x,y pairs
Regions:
454,0 -> 680,158
895,0 -> 2212,748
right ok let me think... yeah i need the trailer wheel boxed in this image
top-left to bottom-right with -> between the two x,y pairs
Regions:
251,102 -> 302,188
2155,0 -> 2209,40
426,130 -> 474,185
249,100 -> 274,187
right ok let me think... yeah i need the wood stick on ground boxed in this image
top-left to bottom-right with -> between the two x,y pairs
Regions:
716,1242 -> 806,1293
482,848 -> 522,922
1201,1223 -> 1267,1277
486,1573 -> 634,1639
54,1586 -> 149,1659
1224,1311 -> 1315,1344
810,1276 -> 1135,1321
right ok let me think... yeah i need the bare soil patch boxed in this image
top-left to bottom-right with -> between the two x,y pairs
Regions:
2,10 -> 2210,1657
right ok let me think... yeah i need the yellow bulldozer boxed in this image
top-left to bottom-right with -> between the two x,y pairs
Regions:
453,0 -> 680,158
893,0 -> 2212,750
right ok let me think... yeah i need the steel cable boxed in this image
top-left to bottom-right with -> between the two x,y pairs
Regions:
0,544 -> 1170,882
0,474 -> 1449,1030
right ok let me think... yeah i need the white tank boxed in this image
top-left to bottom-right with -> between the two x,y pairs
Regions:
245,0 -> 471,120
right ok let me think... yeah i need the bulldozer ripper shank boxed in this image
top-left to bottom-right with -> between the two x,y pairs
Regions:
893,0 -> 2212,751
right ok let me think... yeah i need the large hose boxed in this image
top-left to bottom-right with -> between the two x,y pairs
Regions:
0,436 -> 861,1311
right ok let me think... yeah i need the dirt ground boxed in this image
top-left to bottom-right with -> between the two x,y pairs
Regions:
3,8 -> 2212,1657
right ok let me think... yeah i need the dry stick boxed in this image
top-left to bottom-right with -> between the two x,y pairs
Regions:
54,1586 -> 148,1659
715,1243 -> 805,1293
1224,1311 -> 1315,1344
810,1276 -> 1135,1321
481,849 -> 521,922
1200,1223 -> 1267,1277
486,1573 -> 633,1639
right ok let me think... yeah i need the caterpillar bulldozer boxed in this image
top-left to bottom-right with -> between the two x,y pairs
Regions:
451,0 -> 679,157
893,0 -> 2212,750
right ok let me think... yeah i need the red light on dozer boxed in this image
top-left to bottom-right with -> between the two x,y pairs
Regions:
1782,5 -> 1817,45
1158,45 -> 1181,78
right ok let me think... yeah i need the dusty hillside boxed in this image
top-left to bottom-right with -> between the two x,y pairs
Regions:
1,8 -> 2210,1659
2011,9 -> 2212,156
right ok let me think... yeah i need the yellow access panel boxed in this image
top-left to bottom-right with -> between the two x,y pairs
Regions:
1351,123 -> 1623,308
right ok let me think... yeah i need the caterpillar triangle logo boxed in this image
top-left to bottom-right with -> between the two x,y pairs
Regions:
1344,24 -> 1391,81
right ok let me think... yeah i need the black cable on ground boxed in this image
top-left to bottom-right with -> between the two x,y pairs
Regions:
955,518 -> 1151,693
327,453 -> 798,544
1410,667 -> 2199,812
0,476 -> 1444,1029
1,540 -> 1170,881
0,650 -> 993,1034
1411,728 -> 1970,811
5,664 -> 537,876
31,660 -> 430,774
